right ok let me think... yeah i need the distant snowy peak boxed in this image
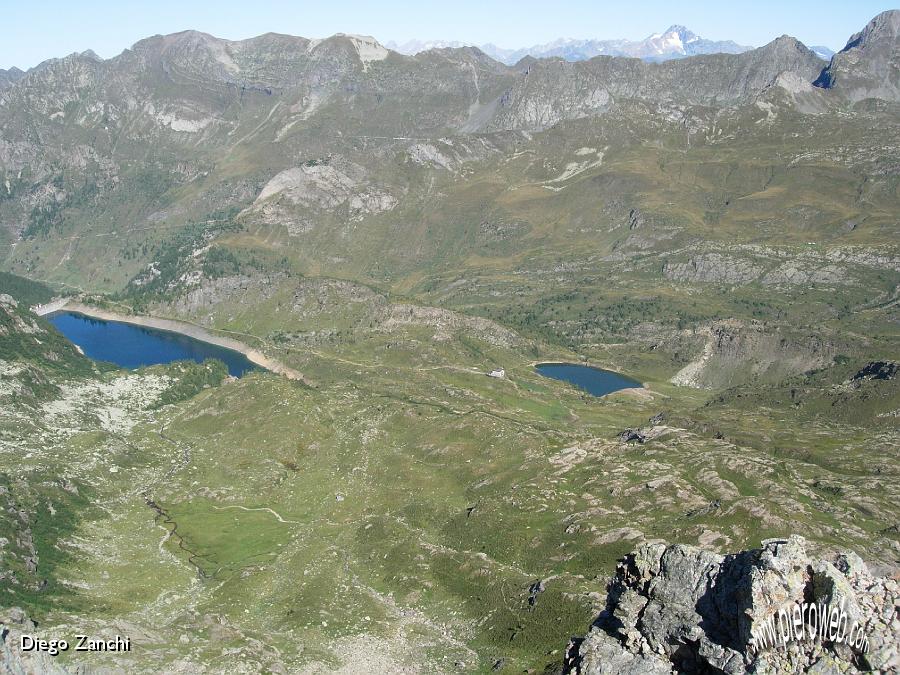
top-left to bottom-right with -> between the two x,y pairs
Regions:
387,25 -> 752,64
385,39 -> 473,53
646,25 -> 694,54
634,25 -> 750,62
810,45 -> 836,60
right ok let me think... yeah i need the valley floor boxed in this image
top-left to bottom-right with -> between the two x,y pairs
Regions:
2,283 -> 897,673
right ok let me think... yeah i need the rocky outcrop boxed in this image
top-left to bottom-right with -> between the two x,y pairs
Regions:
669,321 -> 838,389
815,10 -> 900,103
0,295 -> 89,379
0,294 -> 41,335
378,303 -> 523,348
565,536 -> 900,674
852,361 -> 898,382
1,607 -> 74,675
247,158 -> 399,232
663,254 -> 764,285
255,162 -> 360,208
658,244 -> 900,289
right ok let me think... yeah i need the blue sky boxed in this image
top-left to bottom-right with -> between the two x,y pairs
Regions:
2,0 -> 896,69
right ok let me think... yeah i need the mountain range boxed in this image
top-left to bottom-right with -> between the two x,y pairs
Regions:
0,10 -> 895,326
386,25 -> 834,64
0,11 -> 896,302
2,24 -> 831,78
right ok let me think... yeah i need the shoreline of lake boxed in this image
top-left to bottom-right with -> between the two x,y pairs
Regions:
35,300 -> 306,383
533,361 -> 647,398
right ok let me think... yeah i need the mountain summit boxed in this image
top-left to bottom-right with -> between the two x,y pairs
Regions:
815,9 -> 900,102
0,66 -> 25,91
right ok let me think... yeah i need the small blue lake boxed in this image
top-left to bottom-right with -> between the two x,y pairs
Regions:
48,312 -> 258,377
535,363 -> 641,397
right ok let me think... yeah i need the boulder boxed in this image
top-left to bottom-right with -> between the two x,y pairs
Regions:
565,536 -> 900,674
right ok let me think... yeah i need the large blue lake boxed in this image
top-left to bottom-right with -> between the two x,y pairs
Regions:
535,363 -> 640,397
48,312 -> 258,377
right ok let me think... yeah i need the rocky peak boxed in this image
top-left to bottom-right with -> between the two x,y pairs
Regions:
756,35 -> 823,63
648,25 -> 698,54
122,30 -> 245,82
0,51 -> 104,117
132,29 -> 223,51
665,25 -> 695,39
20,50 -> 105,82
232,31 -> 313,54
417,44 -> 510,75
126,29 -> 226,64
564,536 -> 899,673
305,34 -> 389,72
0,66 -> 26,91
720,35 -> 825,100
814,9 -> 900,102
844,9 -> 900,51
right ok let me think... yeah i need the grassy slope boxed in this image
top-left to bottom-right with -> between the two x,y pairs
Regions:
3,299 -> 896,672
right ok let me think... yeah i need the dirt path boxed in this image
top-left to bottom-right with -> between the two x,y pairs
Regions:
211,504 -> 299,524
35,300 -> 308,383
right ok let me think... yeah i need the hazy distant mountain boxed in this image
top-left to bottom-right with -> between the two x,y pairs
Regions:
0,66 -> 25,90
810,45 -> 836,60
385,39 -> 472,53
388,25 -> 751,64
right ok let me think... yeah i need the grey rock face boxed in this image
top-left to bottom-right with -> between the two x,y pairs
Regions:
565,536 -> 900,674
0,67 -> 25,91
488,36 -> 825,131
669,319 -> 839,390
815,10 -> 900,102
1,607 -> 74,675
663,254 -> 764,284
